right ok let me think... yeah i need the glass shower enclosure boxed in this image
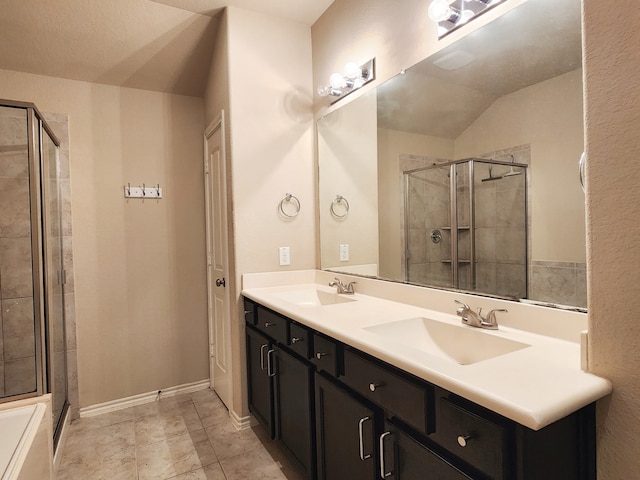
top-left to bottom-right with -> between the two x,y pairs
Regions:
404,158 -> 528,299
0,100 -> 68,446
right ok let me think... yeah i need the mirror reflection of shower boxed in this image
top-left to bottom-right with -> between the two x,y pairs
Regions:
404,155 -> 528,299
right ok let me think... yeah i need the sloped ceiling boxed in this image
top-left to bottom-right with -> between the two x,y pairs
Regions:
377,0 -> 582,138
0,0 -> 333,97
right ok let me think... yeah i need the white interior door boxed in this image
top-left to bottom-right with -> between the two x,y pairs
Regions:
204,115 -> 232,408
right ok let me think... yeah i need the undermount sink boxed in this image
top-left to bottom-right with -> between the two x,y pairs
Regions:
365,317 -> 530,365
272,289 -> 357,307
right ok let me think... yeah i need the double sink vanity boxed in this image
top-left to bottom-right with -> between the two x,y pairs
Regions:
242,270 -> 611,480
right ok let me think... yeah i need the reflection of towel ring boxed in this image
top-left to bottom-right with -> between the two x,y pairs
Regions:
330,195 -> 349,218
279,193 -> 300,218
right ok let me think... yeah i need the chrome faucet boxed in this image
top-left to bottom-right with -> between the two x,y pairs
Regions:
329,277 -> 357,295
454,300 -> 507,330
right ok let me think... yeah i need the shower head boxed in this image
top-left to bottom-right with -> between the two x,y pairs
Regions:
481,165 -> 502,182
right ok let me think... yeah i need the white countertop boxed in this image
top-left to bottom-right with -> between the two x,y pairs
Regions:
242,272 -> 612,431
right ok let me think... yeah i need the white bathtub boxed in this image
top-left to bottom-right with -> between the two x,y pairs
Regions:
0,403 -> 47,479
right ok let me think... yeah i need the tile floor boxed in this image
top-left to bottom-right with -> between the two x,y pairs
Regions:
56,389 -> 305,480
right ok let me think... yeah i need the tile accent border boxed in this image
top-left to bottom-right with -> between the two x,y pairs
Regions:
79,379 -> 210,418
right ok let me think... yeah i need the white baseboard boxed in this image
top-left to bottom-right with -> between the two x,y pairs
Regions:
229,409 -> 253,431
79,379 -> 210,418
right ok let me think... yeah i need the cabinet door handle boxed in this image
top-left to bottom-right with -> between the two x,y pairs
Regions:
260,344 -> 268,370
264,322 -> 276,328
379,431 -> 393,478
369,382 -> 384,392
457,435 -> 472,447
316,352 -> 327,359
267,349 -> 276,377
358,416 -> 372,461
291,336 -> 303,344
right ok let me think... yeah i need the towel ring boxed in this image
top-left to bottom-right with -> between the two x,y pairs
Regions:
279,193 -> 300,218
330,195 -> 349,219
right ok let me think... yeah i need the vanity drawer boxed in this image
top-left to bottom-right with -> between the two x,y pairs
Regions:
440,398 -> 508,480
255,307 -> 289,345
243,298 -> 257,325
289,322 -> 311,359
311,333 -> 341,377
342,348 -> 434,435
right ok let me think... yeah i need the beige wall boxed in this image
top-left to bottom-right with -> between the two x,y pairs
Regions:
0,69 -> 209,407
456,69 -> 585,263
583,1 -> 640,478
205,7 -> 315,415
314,0 -> 639,476
318,90 -> 378,270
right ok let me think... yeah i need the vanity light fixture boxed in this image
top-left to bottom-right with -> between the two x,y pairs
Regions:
428,0 -> 508,38
318,58 -> 375,103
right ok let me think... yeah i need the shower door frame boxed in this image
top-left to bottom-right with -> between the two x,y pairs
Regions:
403,157 -> 528,296
0,100 -> 68,442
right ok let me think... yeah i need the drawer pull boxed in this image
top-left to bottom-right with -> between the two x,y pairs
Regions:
244,310 -> 252,315
267,349 -> 276,377
264,322 -> 276,328
358,416 -> 372,461
369,382 -> 384,392
316,352 -> 327,359
260,344 -> 268,370
457,435 -> 472,447
291,337 -> 303,344
379,432 -> 392,478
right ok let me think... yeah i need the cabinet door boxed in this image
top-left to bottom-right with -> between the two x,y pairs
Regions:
246,325 -> 274,437
315,373 -> 377,480
380,421 -> 472,480
273,347 -> 315,478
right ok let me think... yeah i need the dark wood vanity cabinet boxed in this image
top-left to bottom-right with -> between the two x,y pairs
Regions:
273,345 -> 315,476
245,325 -> 273,436
244,298 -> 596,480
315,372 -> 378,480
245,301 -> 315,479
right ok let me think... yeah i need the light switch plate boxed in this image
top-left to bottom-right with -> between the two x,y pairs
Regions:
279,246 -> 291,266
339,244 -> 349,262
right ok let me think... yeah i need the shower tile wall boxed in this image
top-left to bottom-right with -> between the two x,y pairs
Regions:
529,261 -> 587,308
0,106 -> 37,397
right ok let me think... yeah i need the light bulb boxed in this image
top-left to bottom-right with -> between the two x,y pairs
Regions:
343,62 -> 362,80
458,9 -> 475,24
428,0 -> 454,22
329,72 -> 346,89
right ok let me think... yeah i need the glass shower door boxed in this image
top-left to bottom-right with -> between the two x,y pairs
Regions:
405,165 -> 452,288
41,125 -> 68,441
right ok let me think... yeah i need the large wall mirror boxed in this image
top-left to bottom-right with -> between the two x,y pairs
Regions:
318,0 -> 586,309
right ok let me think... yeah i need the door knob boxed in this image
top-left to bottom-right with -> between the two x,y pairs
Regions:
215,278 -> 225,287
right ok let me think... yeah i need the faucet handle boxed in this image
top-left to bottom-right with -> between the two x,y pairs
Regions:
482,308 -> 508,329
454,299 -> 470,308
454,299 -> 470,316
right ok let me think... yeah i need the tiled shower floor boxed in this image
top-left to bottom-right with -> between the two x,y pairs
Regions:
56,389 -> 304,479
